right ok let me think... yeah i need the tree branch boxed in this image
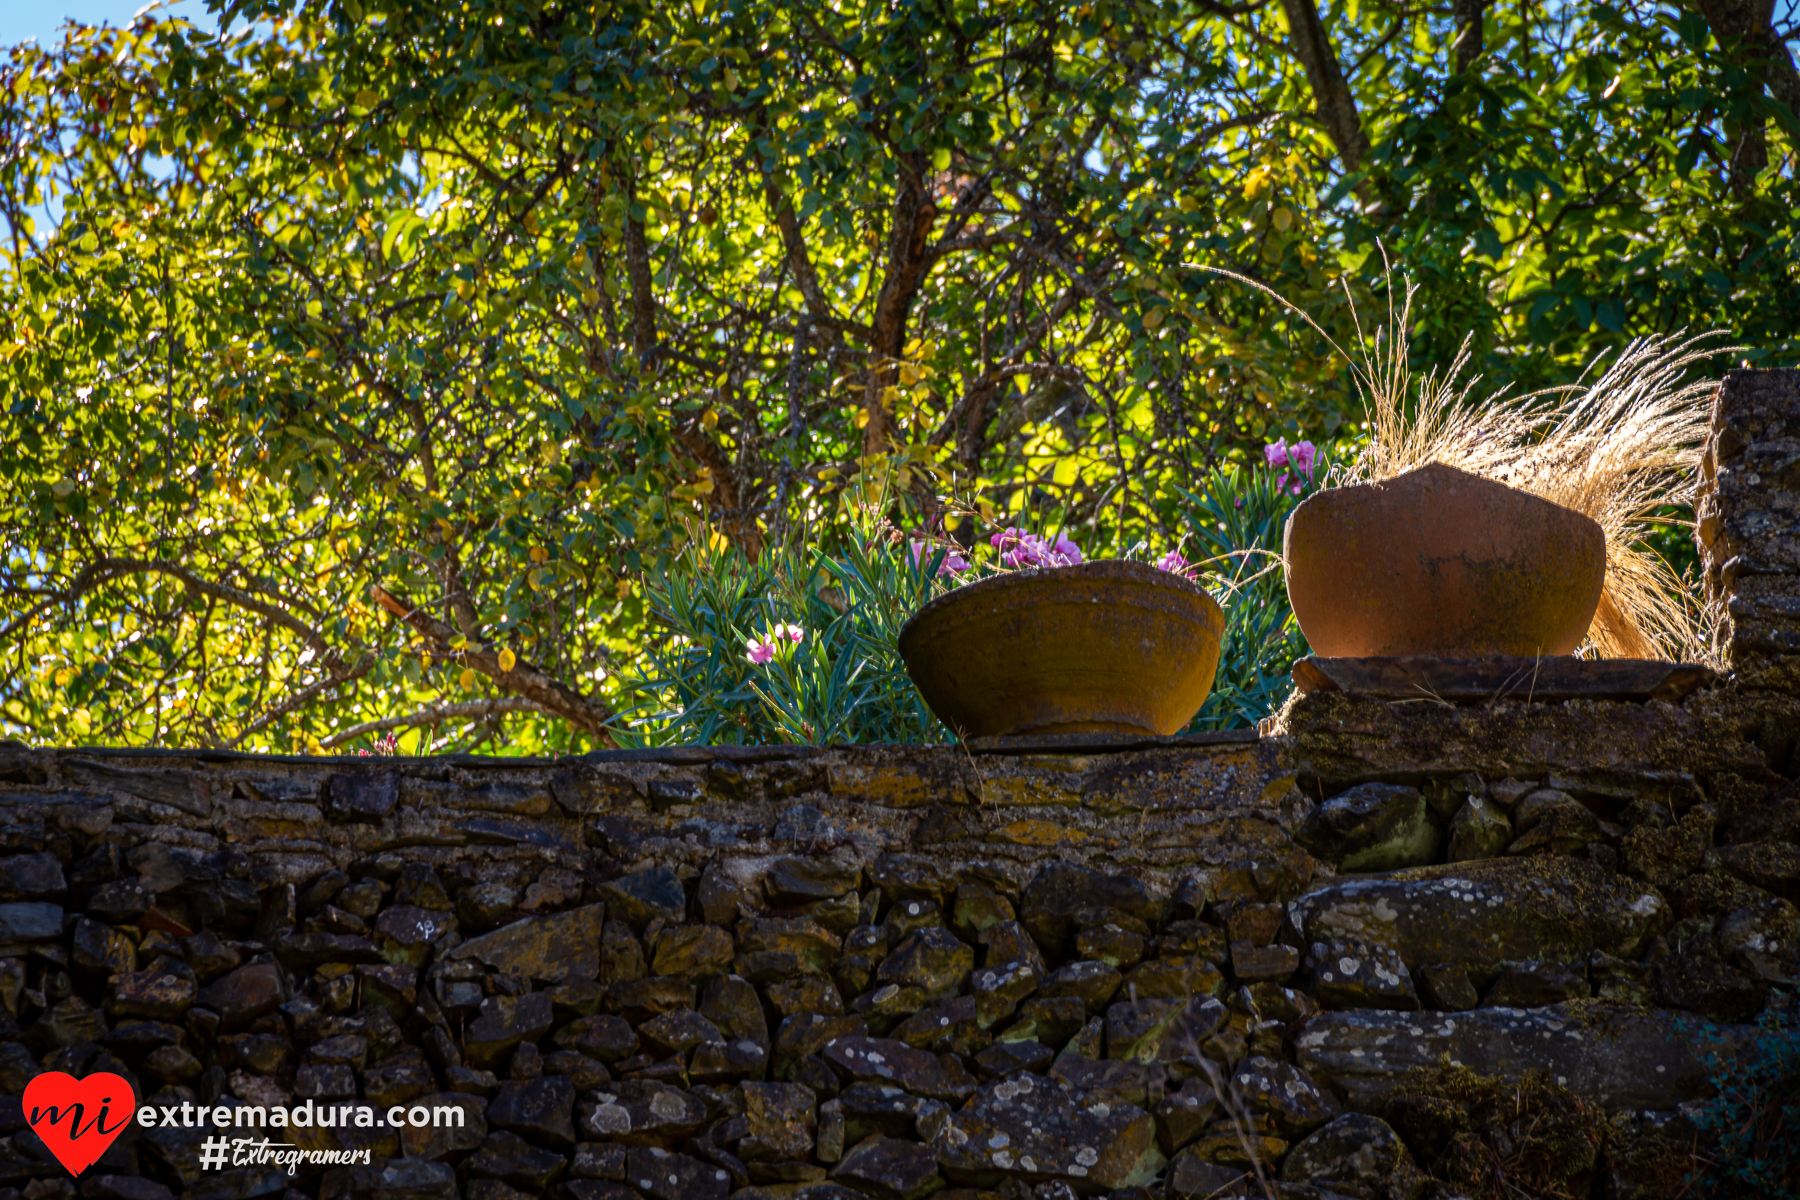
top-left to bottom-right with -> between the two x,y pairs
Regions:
756,123 -> 842,333
319,697 -> 545,749
622,173 -> 659,365
863,150 -> 941,459
231,656 -> 375,746
1278,0 -> 1372,175
369,584 -> 619,745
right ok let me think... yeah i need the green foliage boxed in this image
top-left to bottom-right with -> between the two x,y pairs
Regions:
1692,1014 -> 1800,1197
1357,4 -> 1800,388
623,453 -> 1329,744
1181,450 -> 1334,730
0,0 -> 1789,751
615,518 -> 948,746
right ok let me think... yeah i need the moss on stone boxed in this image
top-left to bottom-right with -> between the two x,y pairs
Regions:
1384,1061 -> 1613,1199
1277,690 -> 1765,793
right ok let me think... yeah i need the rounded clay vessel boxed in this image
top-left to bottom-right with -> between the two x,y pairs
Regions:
897,559 -> 1226,739
1283,462 -> 1606,657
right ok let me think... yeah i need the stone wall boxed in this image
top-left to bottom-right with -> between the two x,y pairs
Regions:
0,370 -> 1796,1200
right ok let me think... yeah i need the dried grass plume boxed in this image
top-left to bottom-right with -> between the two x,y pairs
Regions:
1186,262 -> 1733,662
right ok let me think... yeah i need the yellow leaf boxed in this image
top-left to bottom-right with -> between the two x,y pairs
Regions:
354,89 -> 379,111
530,546 -> 548,563
818,467 -> 842,481
700,409 -> 719,430
1143,309 -> 1164,329
1272,207 -> 1293,232
460,667 -> 476,689
498,648 -> 517,672
898,364 -> 921,386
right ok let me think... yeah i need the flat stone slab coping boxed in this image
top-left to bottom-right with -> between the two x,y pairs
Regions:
962,729 -> 1260,754
1292,655 -> 1716,704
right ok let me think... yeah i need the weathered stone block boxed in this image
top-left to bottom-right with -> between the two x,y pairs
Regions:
1019,864 -> 1161,962
1305,940 -> 1418,1010
1277,691 -> 1764,786
449,903 -> 608,983
327,773 -> 398,823
1296,783 -> 1439,872
1295,1003 -> 1756,1111
1288,857 -> 1670,979
1278,1113 -> 1416,1192
932,1071 -> 1165,1190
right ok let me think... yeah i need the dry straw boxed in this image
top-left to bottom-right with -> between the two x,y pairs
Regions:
1185,261 -> 1736,663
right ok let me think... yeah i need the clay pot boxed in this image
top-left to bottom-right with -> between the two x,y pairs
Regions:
898,560 -> 1225,739
1284,462 -> 1606,657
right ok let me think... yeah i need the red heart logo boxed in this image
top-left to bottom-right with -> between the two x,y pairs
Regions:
22,1071 -> 136,1178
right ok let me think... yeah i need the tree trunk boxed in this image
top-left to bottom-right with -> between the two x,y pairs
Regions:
863,151 -> 940,462
1453,0 -> 1486,74
1685,0 -> 1800,188
622,177 -> 658,365
1278,0 -> 1371,174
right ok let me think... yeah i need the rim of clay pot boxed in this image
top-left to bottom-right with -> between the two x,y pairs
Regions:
897,557 -> 1221,650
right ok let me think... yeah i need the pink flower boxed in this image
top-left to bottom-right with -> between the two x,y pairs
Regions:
991,527 -> 1082,569
1264,439 -> 1289,469
746,638 -> 776,665
1155,550 -> 1188,573
772,623 -> 805,644
1045,534 -> 1083,566
991,527 -> 1040,568
357,731 -> 399,757
909,541 -> 971,576
1290,440 -> 1318,479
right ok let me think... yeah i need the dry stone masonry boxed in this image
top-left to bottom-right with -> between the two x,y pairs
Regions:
0,369 -> 1797,1200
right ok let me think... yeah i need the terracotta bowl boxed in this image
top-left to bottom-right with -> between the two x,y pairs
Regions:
897,560 -> 1226,739
1284,462 -> 1606,657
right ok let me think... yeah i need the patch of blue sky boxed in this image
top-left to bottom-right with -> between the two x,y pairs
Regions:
0,0 -> 214,54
